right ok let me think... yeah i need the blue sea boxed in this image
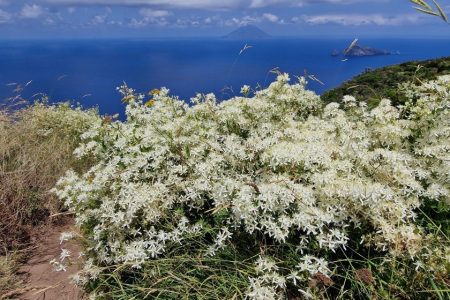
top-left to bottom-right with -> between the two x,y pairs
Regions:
0,38 -> 449,117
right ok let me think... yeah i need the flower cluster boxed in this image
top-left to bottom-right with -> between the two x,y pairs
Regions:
403,76 -> 450,204
54,74 -> 449,298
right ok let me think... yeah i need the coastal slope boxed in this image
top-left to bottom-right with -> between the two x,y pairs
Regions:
322,56 -> 450,107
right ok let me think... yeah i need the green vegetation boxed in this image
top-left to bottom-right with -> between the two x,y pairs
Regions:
322,56 -> 450,108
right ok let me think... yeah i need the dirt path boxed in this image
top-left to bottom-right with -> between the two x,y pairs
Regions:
13,219 -> 83,300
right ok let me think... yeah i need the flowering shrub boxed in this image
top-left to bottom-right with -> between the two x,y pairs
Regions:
54,74 -> 449,299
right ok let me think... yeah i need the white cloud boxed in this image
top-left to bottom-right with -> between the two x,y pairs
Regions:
262,12 -> 278,22
224,13 -> 284,26
128,16 -> 168,27
44,16 -> 55,24
20,4 -> 44,19
92,14 -> 107,24
200,15 -> 222,25
44,0 -> 243,10
250,0 -> 388,8
0,8 -> 11,23
174,13 -> 283,28
250,0 -> 292,8
303,13 -> 420,26
139,8 -> 170,18
42,0 -> 388,10
225,15 -> 258,26
129,8 -> 171,27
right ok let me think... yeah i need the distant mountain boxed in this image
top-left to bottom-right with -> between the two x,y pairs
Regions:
223,25 -> 270,40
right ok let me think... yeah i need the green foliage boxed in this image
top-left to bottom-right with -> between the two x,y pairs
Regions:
87,239 -> 259,299
322,56 -> 450,108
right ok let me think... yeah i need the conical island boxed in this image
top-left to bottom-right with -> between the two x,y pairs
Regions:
223,25 -> 270,40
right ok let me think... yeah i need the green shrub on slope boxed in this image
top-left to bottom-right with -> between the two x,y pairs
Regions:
322,56 -> 450,108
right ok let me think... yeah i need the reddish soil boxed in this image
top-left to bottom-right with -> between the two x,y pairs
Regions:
12,219 -> 83,300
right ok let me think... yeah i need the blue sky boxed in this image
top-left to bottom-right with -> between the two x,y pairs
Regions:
0,0 -> 449,38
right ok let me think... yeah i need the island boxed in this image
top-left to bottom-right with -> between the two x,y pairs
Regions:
344,42 -> 391,57
222,25 -> 270,40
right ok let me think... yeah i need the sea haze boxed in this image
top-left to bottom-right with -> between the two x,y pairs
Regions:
1,38 -> 449,117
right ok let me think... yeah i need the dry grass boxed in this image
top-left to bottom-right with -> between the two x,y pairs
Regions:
0,101 -> 99,253
0,101 -> 99,295
0,254 -> 21,297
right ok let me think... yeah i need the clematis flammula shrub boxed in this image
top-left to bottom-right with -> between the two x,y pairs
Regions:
54,74 -> 449,299
402,77 -> 450,205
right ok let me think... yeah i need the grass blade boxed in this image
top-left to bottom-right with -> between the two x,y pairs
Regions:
411,0 -> 433,11
432,0 -> 448,22
414,6 -> 440,16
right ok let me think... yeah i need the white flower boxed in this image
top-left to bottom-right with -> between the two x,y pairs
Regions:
206,227 -> 233,256
342,95 -> 357,107
297,255 -> 330,276
60,248 -> 71,261
277,73 -> 290,83
241,85 -> 251,96
60,232 -> 76,244
50,259 -> 67,272
246,276 -> 279,300
255,256 -> 278,273
286,271 -> 302,286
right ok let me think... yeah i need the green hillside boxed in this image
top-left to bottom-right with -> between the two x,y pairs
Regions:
322,56 -> 450,107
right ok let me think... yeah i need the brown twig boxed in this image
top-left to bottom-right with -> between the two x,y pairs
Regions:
49,212 -> 75,218
0,285 -> 48,300
245,182 -> 260,195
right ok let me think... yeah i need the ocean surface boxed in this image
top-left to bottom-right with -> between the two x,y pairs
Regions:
1,38 -> 449,117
